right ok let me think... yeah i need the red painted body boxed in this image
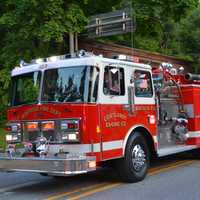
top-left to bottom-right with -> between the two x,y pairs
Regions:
99,104 -> 157,160
6,56 -> 200,167
181,86 -> 200,146
7,102 -> 157,162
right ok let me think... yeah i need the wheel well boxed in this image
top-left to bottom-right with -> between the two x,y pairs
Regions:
127,127 -> 157,160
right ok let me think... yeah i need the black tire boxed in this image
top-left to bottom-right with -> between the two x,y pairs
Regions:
116,132 -> 150,183
40,173 -> 48,177
191,148 -> 200,158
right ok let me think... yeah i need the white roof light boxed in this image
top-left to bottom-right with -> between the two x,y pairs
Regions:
115,54 -> 136,62
118,54 -> 127,60
48,56 -> 57,62
110,68 -> 118,74
161,62 -> 173,69
19,60 -> 26,67
35,58 -> 44,64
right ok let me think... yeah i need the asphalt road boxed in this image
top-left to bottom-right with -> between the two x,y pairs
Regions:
0,152 -> 200,200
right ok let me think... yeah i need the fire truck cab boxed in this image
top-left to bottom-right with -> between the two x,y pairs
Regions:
1,51 -> 200,183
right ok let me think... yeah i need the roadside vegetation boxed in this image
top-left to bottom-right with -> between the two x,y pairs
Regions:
0,128 -> 6,151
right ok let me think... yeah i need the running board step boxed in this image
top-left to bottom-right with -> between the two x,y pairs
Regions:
157,145 -> 197,157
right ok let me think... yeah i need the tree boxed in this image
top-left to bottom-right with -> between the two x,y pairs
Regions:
106,0 -> 199,54
0,0 -> 89,121
178,6 -> 200,72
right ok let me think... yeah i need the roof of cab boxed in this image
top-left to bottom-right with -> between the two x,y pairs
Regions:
11,55 -> 151,76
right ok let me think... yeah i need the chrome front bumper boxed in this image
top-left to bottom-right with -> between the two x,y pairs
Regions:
0,154 -> 96,175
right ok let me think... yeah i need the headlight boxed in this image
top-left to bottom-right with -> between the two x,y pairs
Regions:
6,123 -> 21,132
6,134 -> 20,143
61,120 -> 79,131
60,119 -> 80,142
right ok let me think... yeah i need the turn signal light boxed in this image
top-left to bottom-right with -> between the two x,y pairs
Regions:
68,123 -> 78,130
5,123 -> 21,132
61,120 -> 79,130
26,122 -> 38,132
4,125 -> 11,132
88,160 -> 96,169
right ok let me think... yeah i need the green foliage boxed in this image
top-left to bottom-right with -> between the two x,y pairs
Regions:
114,0 -> 199,54
0,128 -> 6,151
0,0 -> 88,59
178,6 -> 200,72
95,0 -> 199,58
0,68 -> 10,122
0,0 -> 88,123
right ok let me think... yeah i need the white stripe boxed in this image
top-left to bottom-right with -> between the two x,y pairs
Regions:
134,97 -> 155,105
102,140 -> 123,151
93,143 -> 101,152
158,145 -> 197,157
180,84 -> 200,88
49,144 -> 100,154
49,131 -> 200,155
153,135 -> 158,143
49,140 -> 124,154
187,131 -> 200,138
122,124 -> 152,155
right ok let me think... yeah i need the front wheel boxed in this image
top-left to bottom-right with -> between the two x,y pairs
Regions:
116,132 -> 150,183
190,148 -> 200,158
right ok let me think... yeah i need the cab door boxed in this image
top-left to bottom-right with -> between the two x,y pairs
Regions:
133,69 -> 156,134
99,65 -> 128,160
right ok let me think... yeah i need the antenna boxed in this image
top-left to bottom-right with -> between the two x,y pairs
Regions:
130,2 -> 136,57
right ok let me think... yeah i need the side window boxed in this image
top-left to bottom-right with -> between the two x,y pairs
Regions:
103,66 -> 125,96
88,66 -> 99,102
134,70 -> 153,97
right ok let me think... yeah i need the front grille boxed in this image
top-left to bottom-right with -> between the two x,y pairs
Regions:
43,130 -> 60,142
23,121 -> 62,143
25,130 -> 39,142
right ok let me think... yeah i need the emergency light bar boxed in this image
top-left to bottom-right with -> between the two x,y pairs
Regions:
32,55 -> 69,64
113,54 -> 139,63
17,50 -> 94,67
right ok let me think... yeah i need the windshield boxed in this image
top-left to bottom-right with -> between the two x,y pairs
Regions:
11,71 -> 41,106
41,66 -> 99,103
10,66 -> 99,106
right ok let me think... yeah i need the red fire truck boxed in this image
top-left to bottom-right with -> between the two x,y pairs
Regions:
1,51 -> 200,183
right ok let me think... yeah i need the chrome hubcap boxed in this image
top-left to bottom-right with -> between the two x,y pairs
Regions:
132,144 -> 146,172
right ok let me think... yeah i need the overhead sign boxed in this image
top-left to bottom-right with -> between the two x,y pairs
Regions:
85,7 -> 135,38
